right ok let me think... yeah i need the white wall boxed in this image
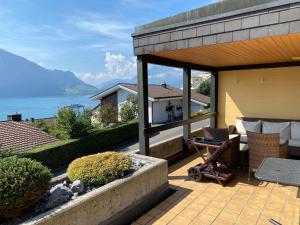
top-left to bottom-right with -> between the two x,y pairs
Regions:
152,99 -> 182,124
117,88 -> 205,124
148,102 -> 153,124
117,88 -> 153,123
117,89 -> 131,121
152,99 -> 205,124
191,102 -> 205,113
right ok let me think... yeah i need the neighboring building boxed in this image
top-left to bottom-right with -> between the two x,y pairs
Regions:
0,114 -> 58,152
91,83 -> 210,124
191,72 -> 211,90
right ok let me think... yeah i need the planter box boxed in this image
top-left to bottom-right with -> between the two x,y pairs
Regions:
22,154 -> 168,225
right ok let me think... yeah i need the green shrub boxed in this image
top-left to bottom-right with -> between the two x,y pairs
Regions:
197,78 -> 211,96
93,104 -> 118,127
67,152 -> 132,186
56,107 -> 93,139
20,120 -> 138,170
0,157 -> 52,219
31,120 -> 50,133
120,94 -> 138,122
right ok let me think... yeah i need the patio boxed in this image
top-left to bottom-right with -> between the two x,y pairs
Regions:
131,0 -> 300,224
132,153 -> 300,225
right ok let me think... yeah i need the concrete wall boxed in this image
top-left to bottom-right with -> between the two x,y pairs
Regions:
23,154 -> 168,225
217,67 -> 300,128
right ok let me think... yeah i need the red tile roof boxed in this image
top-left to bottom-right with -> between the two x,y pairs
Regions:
0,121 -> 58,152
120,83 -> 210,104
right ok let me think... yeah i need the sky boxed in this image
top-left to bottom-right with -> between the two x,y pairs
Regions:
0,0 -> 216,89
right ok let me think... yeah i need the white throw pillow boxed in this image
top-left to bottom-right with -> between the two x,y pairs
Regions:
262,121 -> 291,140
235,119 -> 261,135
291,122 -> 300,140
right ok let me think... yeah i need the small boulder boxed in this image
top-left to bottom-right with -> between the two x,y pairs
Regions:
45,183 -> 73,209
70,180 -> 84,194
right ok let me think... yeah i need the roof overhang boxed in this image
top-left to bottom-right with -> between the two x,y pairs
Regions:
132,0 -> 300,69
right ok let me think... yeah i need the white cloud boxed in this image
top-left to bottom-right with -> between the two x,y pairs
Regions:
68,13 -> 133,40
79,43 -> 131,52
76,52 -> 137,86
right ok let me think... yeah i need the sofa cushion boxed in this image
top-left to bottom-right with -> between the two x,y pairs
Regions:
262,121 -> 291,140
280,139 -> 288,145
240,134 -> 248,143
229,134 -> 239,139
289,139 -> 300,147
240,143 -> 248,151
236,119 -> 261,135
291,122 -> 300,140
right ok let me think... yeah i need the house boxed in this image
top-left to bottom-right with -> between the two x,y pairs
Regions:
130,0 -> 300,223
91,83 -> 210,124
0,114 -> 58,152
131,0 -> 300,155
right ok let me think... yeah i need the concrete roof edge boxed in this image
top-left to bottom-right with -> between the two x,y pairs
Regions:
132,0 -> 300,37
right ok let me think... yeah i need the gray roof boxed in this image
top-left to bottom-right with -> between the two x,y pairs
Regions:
0,121 -> 58,152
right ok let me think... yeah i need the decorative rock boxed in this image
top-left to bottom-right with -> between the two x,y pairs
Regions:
139,160 -> 146,166
72,192 -> 79,200
45,183 -> 73,209
70,180 -> 84,194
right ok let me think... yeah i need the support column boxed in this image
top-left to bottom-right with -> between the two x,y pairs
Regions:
137,58 -> 150,155
210,71 -> 218,128
183,68 -> 191,149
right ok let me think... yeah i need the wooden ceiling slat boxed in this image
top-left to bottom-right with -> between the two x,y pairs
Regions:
152,33 -> 300,67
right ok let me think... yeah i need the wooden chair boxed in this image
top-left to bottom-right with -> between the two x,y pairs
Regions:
247,131 -> 288,180
203,128 -> 240,168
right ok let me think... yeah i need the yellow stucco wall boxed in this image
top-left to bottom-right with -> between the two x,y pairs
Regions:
217,67 -> 300,128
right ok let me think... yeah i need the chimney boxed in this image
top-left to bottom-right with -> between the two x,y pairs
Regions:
7,113 -> 22,122
162,82 -> 167,88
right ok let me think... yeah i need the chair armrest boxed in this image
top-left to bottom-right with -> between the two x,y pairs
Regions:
228,125 -> 237,134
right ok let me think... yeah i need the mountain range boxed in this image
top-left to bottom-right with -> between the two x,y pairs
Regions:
0,49 -> 98,97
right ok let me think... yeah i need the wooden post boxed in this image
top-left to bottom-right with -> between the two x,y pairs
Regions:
137,58 -> 150,155
183,68 -> 191,149
210,71 -> 218,128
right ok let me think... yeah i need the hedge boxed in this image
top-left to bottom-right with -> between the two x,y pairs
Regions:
19,120 -> 138,170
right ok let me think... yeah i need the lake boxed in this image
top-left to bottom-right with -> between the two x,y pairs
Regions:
0,95 -> 98,121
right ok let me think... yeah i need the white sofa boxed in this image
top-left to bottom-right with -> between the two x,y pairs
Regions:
231,117 -> 300,157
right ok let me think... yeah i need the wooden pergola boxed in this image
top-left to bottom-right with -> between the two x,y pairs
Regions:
132,0 -> 300,155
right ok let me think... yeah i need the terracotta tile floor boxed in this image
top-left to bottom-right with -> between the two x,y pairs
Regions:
132,154 -> 300,225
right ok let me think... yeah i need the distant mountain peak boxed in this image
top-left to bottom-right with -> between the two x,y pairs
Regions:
0,48 -> 98,97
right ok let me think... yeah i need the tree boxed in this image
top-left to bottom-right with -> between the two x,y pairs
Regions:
94,104 -> 118,127
55,107 -> 93,139
120,94 -> 138,122
197,78 -> 211,96
71,108 -> 93,138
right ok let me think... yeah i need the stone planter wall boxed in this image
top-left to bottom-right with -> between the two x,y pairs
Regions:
22,154 -> 168,225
